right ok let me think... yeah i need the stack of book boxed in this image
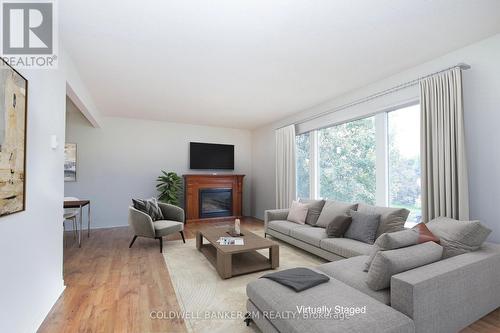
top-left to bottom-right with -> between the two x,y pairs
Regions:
216,237 -> 244,245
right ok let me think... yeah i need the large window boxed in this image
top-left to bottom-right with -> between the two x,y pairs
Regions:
388,105 -> 421,222
296,132 -> 310,199
296,103 -> 421,223
318,117 -> 376,204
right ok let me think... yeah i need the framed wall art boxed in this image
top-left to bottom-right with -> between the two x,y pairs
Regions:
0,58 -> 28,217
64,143 -> 77,182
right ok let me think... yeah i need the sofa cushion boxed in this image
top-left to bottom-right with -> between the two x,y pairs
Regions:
367,242 -> 443,291
247,274 -> 415,333
365,224 -> 442,271
426,217 -> 491,258
299,199 -> 325,226
365,228 -> 421,271
290,227 -> 328,247
287,201 -> 308,224
315,200 -> 358,228
320,237 -> 374,258
153,220 -> 184,237
325,215 -> 352,237
357,203 -> 409,237
344,210 -> 381,244
267,220 -> 311,236
316,256 -> 390,305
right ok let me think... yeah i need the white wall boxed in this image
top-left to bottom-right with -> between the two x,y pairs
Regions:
250,123 -> 275,220
0,50 -> 66,332
64,106 -> 253,229
251,33 -> 500,243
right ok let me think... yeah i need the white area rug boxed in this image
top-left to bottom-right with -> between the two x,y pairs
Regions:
163,232 -> 326,333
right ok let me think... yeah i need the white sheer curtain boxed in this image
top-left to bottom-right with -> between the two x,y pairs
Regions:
275,125 -> 296,209
420,67 -> 469,222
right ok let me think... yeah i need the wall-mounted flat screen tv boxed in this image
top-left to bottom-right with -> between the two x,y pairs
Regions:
190,142 -> 234,170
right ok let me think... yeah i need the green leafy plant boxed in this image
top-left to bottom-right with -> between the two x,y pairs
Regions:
156,171 -> 182,205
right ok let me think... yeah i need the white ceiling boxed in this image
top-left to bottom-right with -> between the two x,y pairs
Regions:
61,0 -> 500,129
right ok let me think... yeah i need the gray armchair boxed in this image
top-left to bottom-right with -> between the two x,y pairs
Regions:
128,202 -> 185,252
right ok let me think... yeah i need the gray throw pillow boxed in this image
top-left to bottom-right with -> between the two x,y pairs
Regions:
325,215 -> 352,238
299,199 -> 325,226
315,200 -> 358,228
364,223 -> 441,271
426,217 -> 491,258
357,203 -> 409,237
374,229 -> 421,249
366,242 -> 443,291
132,198 -> 164,221
344,210 -> 381,244
364,229 -> 420,271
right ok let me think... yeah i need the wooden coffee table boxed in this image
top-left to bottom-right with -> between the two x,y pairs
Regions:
196,227 -> 279,279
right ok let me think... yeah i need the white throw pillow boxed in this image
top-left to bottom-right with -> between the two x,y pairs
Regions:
287,201 -> 309,224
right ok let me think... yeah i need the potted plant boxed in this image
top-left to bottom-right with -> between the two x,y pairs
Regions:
156,171 -> 182,206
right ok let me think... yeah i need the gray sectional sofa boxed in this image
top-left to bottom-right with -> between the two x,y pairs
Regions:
264,208 -> 375,261
247,204 -> 500,333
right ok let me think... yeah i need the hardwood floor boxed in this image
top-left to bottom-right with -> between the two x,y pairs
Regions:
38,217 -> 499,333
461,310 -> 500,333
37,217 -> 263,333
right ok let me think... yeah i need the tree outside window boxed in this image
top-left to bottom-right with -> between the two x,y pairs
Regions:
296,132 -> 310,199
318,117 -> 376,204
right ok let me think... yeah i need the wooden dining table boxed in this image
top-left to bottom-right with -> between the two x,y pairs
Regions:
63,199 -> 91,247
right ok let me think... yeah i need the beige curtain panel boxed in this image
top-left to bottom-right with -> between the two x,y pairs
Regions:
275,125 -> 296,209
420,67 -> 469,222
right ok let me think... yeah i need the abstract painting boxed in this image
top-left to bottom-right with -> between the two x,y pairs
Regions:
64,143 -> 77,182
0,59 -> 27,217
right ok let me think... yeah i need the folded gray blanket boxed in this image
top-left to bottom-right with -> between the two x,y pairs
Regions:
260,267 -> 330,292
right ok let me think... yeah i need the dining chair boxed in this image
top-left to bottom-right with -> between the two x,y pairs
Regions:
64,196 -> 81,216
63,211 -> 78,247
64,196 -> 82,247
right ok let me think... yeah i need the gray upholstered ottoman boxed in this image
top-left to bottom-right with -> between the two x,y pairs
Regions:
246,274 -> 415,333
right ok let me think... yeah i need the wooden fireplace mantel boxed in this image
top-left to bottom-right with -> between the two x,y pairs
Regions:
183,174 -> 245,223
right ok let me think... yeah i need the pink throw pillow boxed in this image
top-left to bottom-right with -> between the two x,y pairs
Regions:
287,201 -> 309,224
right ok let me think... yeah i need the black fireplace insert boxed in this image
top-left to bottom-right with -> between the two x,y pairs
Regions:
199,188 -> 233,218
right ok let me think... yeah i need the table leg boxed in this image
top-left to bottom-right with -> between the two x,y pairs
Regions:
88,203 -> 91,237
78,206 -> 83,248
270,245 -> 279,269
72,217 -> 77,239
196,232 -> 202,250
216,250 -> 232,279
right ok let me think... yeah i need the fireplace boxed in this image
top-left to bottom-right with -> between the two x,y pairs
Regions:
199,188 -> 233,218
183,174 -> 244,222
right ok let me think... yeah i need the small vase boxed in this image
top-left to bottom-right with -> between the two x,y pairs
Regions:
235,218 -> 241,235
